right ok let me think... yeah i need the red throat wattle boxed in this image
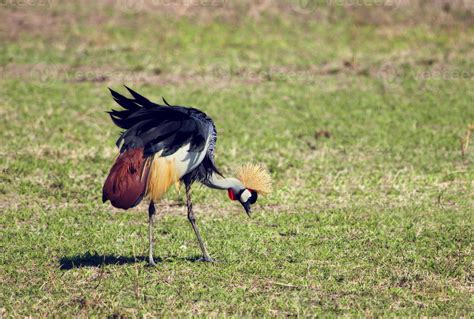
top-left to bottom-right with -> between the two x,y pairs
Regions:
227,189 -> 236,200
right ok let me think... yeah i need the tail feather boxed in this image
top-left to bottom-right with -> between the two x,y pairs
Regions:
109,88 -> 140,111
102,147 -> 149,210
124,85 -> 153,106
107,86 -> 162,130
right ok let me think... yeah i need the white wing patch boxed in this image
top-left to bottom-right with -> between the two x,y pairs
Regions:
154,134 -> 210,179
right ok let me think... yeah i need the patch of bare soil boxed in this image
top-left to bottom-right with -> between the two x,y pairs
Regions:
8,1 -> 474,29
347,0 -> 474,28
0,3 -> 110,42
1,1 -> 472,44
0,193 -> 22,212
0,63 -> 266,87
103,0 -> 474,27
1,45 -> 471,89
0,8 -> 65,41
102,0 -> 259,23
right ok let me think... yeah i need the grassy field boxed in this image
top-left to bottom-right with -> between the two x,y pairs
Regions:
1,1 -> 473,317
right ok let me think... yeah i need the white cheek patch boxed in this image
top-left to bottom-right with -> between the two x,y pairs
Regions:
240,189 -> 251,202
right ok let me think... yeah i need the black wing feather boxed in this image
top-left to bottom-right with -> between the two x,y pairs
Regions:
107,87 -> 213,158
124,86 -> 155,107
109,88 -> 140,111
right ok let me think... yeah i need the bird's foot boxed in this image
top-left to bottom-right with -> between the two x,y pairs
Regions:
147,257 -> 157,267
198,256 -> 215,262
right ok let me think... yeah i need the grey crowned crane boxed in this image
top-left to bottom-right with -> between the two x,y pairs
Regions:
102,87 -> 272,265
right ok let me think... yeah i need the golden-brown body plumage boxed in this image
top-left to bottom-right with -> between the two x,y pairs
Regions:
145,156 -> 179,202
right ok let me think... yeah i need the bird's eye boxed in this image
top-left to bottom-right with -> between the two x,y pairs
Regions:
249,190 -> 258,204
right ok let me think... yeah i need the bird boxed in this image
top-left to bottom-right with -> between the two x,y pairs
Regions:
102,86 -> 272,265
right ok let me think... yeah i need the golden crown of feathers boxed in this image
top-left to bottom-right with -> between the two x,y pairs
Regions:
237,163 -> 272,195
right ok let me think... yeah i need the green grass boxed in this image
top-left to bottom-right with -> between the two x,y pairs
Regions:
0,2 -> 473,317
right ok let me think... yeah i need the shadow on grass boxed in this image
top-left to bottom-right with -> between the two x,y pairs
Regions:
59,252 -> 204,270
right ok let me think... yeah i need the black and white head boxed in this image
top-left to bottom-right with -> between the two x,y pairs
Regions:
227,188 -> 258,216
228,163 -> 272,217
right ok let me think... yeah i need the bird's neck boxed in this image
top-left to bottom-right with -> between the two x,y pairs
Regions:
204,173 -> 245,193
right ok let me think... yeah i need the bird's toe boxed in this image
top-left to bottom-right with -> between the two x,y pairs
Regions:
198,256 -> 215,262
147,259 -> 158,267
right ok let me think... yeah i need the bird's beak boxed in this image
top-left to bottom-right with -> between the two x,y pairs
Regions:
243,201 -> 252,217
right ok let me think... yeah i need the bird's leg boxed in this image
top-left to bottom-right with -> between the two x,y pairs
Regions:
185,184 -> 213,262
148,201 -> 157,266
